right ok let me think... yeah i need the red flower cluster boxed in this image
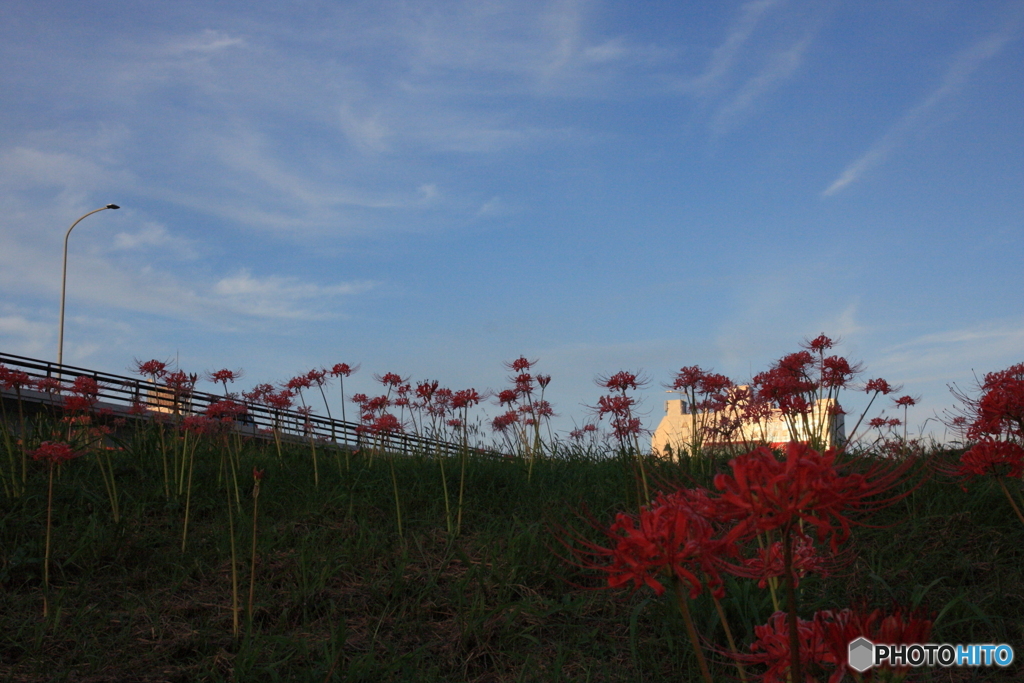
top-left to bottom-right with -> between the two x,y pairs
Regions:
738,611 -> 828,683
713,442 -> 911,551
30,441 -> 82,465
63,376 -> 100,413
954,439 -> 1024,480
330,362 -> 356,378
956,363 -> 1024,441
490,357 -> 554,447
593,371 -> 646,443
583,490 -> 735,598
0,365 -> 33,391
205,399 -> 248,422
735,532 -> 826,589
133,359 -> 168,380
736,606 -> 933,683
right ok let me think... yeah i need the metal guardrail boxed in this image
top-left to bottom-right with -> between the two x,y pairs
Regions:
0,351 -> 473,458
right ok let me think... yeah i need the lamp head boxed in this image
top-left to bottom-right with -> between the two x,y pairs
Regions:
106,204 -> 120,210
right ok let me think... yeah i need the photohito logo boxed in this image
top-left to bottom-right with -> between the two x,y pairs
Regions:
848,638 -> 1014,672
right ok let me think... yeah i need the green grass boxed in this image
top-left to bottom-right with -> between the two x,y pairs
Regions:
1,423 -> 1021,682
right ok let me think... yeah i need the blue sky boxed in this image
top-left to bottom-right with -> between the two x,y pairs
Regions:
2,0 -> 1023,442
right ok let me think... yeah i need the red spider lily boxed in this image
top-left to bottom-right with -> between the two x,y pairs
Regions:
699,372 -> 733,395
0,368 -> 33,390
265,389 -> 294,411
671,365 -> 706,391
596,394 -> 634,418
507,356 -> 534,372
350,393 -> 368,406
600,371 -> 643,392
804,334 -> 835,352
35,377 -> 63,394
30,441 -> 82,465
253,467 -> 264,481
514,373 -> 534,395
329,362 -> 357,378
868,417 -> 888,429
864,378 -> 896,395
62,395 -> 94,413
532,399 -> 554,418
573,492 -> 737,599
953,440 -> 1024,479
164,371 -> 197,397
243,383 -> 275,404
306,368 -> 328,386
371,413 -> 402,433
286,375 -> 312,391
537,374 -> 551,388
128,401 -> 148,416
181,415 -> 216,435
821,356 -> 858,389
497,389 -> 518,405
733,611 -> 830,683
952,363 -> 1024,440
70,376 -> 100,398
817,606 -> 933,682
375,372 -> 406,388
363,395 -> 389,413
893,395 -> 918,408
451,388 -> 482,410
569,425 -> 598,440
729,532 -> 828,589
446,418 -> 463,429
714,442 -> 914,551
491,411 -> 519,432
205,399 -> 248,422
207,368 -> 242,385
415,380 -> 439,401
133,359 -> 169,380
610,417 -> 642,439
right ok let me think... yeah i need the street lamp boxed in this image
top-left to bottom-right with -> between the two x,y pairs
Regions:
57,204 -> 120,368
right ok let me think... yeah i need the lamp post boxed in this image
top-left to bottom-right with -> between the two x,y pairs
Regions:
57,204 -> 120,368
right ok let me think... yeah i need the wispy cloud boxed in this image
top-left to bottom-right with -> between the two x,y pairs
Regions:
111,222 -> 195,257
823,11 -> 1024,196
212,270 -> 375,320
686,0 -> 785,96
0,313 -> 53,356
710,28 -> 813,136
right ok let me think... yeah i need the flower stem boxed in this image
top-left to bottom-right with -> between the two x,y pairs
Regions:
673,577 -> 714,683
997,478 -> 1024,528
389,453 -> 403,537
42,463 -> 54,618
247,477 -> 260,631
783,526 -> 802,683
711,592 -> 748,683
226,477 -> 240,638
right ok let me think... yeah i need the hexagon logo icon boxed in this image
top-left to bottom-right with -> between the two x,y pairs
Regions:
848,637 -> 874,673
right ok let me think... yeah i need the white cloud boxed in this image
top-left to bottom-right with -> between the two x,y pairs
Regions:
686,0 -> 784,96
823,13 -> 1023,196
710,28 -> 813,136
111,222 -> 193,256
212,269 -> 375,319
0,314 -> 53,356
167,29 -> 246,55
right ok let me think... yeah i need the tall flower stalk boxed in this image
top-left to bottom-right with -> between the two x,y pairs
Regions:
594,371 -> 649,504
248,467 -> 264,632
30,441 -> 82,618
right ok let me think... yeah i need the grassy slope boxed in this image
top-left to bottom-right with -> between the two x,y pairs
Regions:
1,430 -> 1021,682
